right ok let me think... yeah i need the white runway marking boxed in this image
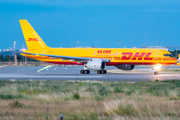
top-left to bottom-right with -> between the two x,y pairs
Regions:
78,76 -> 102,77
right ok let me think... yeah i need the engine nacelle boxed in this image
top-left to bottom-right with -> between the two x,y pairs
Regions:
116,64 -> 135,70
86,59 -> 106,70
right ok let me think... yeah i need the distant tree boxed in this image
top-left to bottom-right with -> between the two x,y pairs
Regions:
17,55 -> 23,62
0,55 -> 3,62
169,50 -> 180,59
4,55 -> 13,62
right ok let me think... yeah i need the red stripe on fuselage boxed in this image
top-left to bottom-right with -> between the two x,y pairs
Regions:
44,61 -> 176,66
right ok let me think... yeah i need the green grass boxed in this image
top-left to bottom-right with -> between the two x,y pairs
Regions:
0,80 -> 180,99
9,100 -> 23,108
0,94 -> 23,99
72,92 -> 80,99
1,80 -> 180,119
113,104 -> 139,116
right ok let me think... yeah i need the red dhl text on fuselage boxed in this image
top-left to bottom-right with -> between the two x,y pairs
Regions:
95,50 -> 152,60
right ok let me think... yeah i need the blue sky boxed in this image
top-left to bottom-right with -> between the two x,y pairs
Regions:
0,0 -> 180,49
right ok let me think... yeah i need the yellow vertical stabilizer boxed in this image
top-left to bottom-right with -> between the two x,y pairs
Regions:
19,19 -> 49,50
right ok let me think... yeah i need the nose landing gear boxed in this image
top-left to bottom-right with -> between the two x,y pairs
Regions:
154,71 -> 158,75
154,64 -> 161,75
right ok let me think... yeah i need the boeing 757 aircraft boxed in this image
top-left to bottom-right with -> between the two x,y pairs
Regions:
19,20 -> 177,75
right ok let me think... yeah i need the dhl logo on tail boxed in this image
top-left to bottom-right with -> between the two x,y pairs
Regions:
27,38 -> 41,41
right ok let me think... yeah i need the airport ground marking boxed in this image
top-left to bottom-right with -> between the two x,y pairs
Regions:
37,65 -> 53,72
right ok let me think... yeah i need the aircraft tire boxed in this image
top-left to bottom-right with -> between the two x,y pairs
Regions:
154,71 -> 158,75
81,70 -> 90,74
84,70 -> 88,74
84,70 -> 90,74
80,70 -> 84,74
97,70 -> 101,74
101,70 -> 107,74
97,70 -> 107,74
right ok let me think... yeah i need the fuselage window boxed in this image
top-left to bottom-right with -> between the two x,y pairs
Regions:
163,54 -> 173,57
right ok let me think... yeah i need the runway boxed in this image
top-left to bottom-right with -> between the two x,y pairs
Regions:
0,66 -> 179,81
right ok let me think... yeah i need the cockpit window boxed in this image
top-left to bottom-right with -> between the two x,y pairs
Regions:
163,54 -> 174,57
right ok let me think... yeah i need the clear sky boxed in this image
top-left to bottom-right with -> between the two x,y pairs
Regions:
0,0 -> 180,49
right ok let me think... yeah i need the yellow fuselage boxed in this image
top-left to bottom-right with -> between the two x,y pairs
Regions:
22,48 -> 177,66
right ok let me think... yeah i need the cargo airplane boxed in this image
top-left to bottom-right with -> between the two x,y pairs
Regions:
19,20 -> 177,75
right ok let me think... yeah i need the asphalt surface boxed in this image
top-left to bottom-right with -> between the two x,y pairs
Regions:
0,66 -> 179,81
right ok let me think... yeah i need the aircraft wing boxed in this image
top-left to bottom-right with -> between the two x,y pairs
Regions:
21,52 -> 110,63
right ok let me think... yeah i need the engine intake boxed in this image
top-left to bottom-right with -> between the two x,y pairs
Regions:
116,64 -> 135,70
86,59 -> 106,70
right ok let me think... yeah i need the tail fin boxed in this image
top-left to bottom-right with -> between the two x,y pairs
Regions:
19,19 -> 49,50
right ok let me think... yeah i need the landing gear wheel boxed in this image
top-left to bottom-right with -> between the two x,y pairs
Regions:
84,70 -> 90,74
84,70 -> 88,74
80,70 -> 90,74
101,70 -> 107,74
80,70 -> 84,74
154,71 -> 158,75
97,70 -> 101,74
97,70 -> 107,74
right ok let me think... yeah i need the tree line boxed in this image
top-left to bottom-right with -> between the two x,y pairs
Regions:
0,55 -> 37,62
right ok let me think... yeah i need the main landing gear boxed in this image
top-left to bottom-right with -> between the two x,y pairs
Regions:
80,70 -> 107,74
80,70 -> 90,74
97,70 -> 107,74
80,64 -> 107,74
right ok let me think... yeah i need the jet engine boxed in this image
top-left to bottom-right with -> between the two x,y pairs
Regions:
86,59 -> 106,70
116,64 -> 135,70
